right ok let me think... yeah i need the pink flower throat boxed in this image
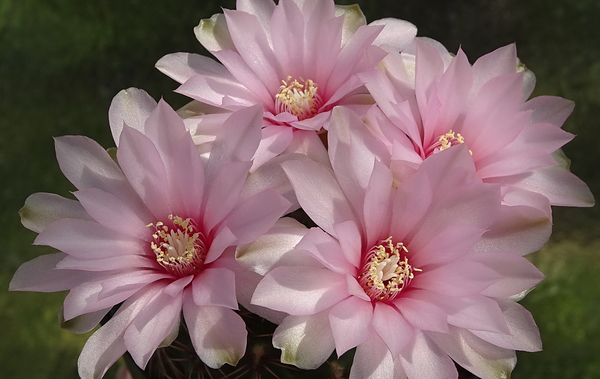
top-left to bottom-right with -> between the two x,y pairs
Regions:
148,215 -> 206,277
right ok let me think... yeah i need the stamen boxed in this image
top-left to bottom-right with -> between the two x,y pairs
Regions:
147,215 -> 206,277
426,130 -> 471,156
275,76 -> 322,120
358,237 -> 420,302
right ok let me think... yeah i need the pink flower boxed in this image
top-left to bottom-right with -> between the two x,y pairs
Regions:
156,0 -> 417,167
249,107 -> 545,379
361,39 -> 594,215
10,90 -> 290,378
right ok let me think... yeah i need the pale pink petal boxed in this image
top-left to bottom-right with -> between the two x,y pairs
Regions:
512,165 -> 595,207
202,161 -> 253,233
252,265 -> 348,316
396,292 -> 449,333
522,95 -> 574,126
399,331 -> 457,379
471,299 -> 542,352
60,307 -> 111,334
271,0 -> 306,72
333,220 -> 363,269
191,267 -> 238,309
155,52 -> 233,85
176,73 -> 257,109
428,327 -> 516,379
19,192 -> 91,233
9,253 -> 100,292
57,254 -> 154,272
470,44 -> 517,101
370,18 -> 417,51
108,88 -> 157,145
34,218 -> 146,258
336,4 -> 367,47
362,160 -> 394,245
373,302 -> 414,357
224,189 -> 290,245
237,0 -> 276,33
329,296 -> 373,355
273,311 -> 335,369
251,124 -> 294,170
472,252 -> 545,298
205,227 -> 237,264
281,158 -> 357,237
283,129 -> 330,168
412,260 -> 501,297
194,13 -> 235,52
349,333 -> 395,379
444,295 -> 509,334
117,126 -> 170,219
124,287 -> 183,368
295,227 -> 356,275
204,104 -> 263,179
77,283 -> 163,379
183,299 -> 247,368
236,217 -> 308,275
74,189 -> 150,240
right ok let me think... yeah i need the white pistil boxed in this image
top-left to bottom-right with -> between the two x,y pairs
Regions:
148,215 -> 206,277
275,76 -> 322,120
358,237 -> 420,302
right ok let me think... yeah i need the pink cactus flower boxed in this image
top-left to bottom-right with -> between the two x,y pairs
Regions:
10,90 -> 290,378
249,107 -> 545,379
156,0 -> 417,167
360,38 -> 594,217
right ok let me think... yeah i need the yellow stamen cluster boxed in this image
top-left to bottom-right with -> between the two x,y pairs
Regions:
358,237 -> 420,302
426,129 -> 471,156
275,76 -> 322,120
147,215 -> 206,277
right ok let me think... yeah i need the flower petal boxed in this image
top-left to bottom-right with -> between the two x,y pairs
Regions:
19,192 -> 91,233
108,88 -> 157,145
329,296 -> 373,355
192,267 -> 238,309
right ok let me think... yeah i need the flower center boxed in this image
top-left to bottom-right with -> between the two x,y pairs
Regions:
425,130 -> 469,157
147,215 -> 206,277
275,76 -> 322,120
358,237 -> 420,302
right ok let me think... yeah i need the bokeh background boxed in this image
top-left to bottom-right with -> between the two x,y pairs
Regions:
1,0 -> 599,378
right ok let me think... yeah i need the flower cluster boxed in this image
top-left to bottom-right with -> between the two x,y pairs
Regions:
10,0 -> 594,378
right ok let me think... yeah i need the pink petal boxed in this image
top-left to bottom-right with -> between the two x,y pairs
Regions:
235,217 -> 308,275
370,18 -> 417,51
350,333 -> 395,379
295,227 -> 356,275
124,287 -> 183,368
329,296 -> 373,355
252,265 -> 348,316
273,311 -> 335,369
400,331 -> 457,379
373,302 -> 415,357
194,13 -> 235,52
60,307 -> 111,334
471,299 -> 542,352
473,252 -> 545,298
19,192 -> 91,233
183,299 -> 247,369
521,95 -> 574,127
428,326 -> 516,379
205,227 -> 237,264
108,88 -> 157,145
77,283 -> 163,378
396,291 -> 449,333
57,254 -> 154,272
470,44 -> 517,101
333,220 -> 363,269
224,189 -> 290,246
117,126 -> 170,219
9,253 -> 99,292
444,295 -> 509,334
362,160 -> 394,245
251,124 -> 294,170
74,188 -> 151,240
34,218 -> 145,258
155,52 -> 233,85
191,267 -> 238,309
176,73 -> 257,109
281,158 -> 357,237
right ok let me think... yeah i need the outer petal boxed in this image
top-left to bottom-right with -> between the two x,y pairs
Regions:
273,311 -> 335,369
191,267 -> 238,309
108,88 -> 157,145
372,302 -> 415,357
370,18 -> 417,51
183,296 -> 247,369
399,331 -> 457,379
428,326 -> 516,379
19,192 -> 91,233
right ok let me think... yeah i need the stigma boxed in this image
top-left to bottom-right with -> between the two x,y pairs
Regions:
358,237 -> 420,302
147,215 -> 206,277
275,76 -> 323,120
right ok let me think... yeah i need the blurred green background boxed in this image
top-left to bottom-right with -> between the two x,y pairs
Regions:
1,0 -> 598,378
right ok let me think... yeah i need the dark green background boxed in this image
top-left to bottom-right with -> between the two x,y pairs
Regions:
1,0 -> 599,378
